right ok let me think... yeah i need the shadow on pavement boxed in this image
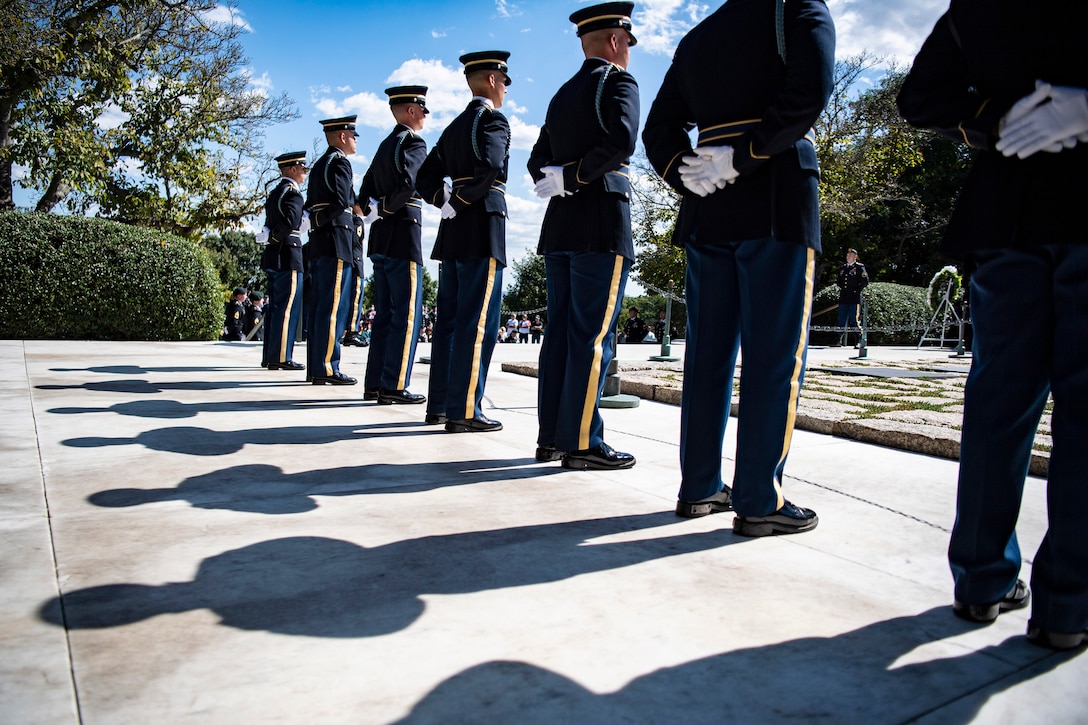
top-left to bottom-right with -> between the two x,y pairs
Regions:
88,459 -> 564,514
48,397 -> 371,419
49,365 -> 257,375
393,606 -> 1078,724
37,379 -> 303,394
62,421 -> 435,455
39,513 -> 731,638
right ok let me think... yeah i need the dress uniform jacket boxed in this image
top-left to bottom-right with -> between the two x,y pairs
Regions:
417,100 -> 510,265
897,0 -> 1088,259
305,146 -> 356,262
528,58 -> 639,259
642,0 -> 834,252
359,124 -> 427,264
836,262 -> 868,304
260,178 -> 305,273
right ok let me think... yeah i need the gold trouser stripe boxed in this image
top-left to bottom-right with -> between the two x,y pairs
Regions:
325,260 -> 345,376
578,255 -> 625,450
278,273 -> 298,363
348,277 -> 362,329
775,248 -> 816,510
396,262 -> 419,389
464,258 -> 497,419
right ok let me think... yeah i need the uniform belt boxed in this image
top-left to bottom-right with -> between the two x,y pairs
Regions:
697,118 -> 815,147
559,161 -> 630,178
307,204 -> 352,228
452,177 -> 506,195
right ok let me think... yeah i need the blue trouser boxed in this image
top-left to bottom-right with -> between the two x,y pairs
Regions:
263,268 -> 303,365
427,257 -> 503,420
678,238 -> 815,517
837,302 -> 859,337
346,273 -> 364,336
306,257 -> 353,378
949,245 -> 1088,633
537,252 -> 630,452
364,255 -> 424,391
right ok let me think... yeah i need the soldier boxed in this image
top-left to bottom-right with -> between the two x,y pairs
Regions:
260,151 -> 307,371
528,1 -> 640,470
224,287 -> 247,341
899,0 -> 1088,649
643,0 -> 835,535
244,290 -> 264,340
834,247 -> 869,347
358,85 -> 430,406
417,51 -> 511,432
342,215 -> 369,349
304,115 -> 361,385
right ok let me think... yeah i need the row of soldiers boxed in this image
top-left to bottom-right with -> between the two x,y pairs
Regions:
255,0 -> 1088,649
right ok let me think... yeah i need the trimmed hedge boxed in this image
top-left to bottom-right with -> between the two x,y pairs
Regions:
811,281 -> 930,346
0,212 -> 222,340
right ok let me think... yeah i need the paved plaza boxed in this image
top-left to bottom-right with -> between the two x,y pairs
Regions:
2,338 -> 1085,723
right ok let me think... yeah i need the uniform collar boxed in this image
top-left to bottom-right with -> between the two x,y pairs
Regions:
471,96 -> 495,110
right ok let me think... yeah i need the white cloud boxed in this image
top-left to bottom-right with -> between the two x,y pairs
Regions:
432,29 -> 448,38
95,103 -> 129,130
336,85 -> 353,93
827,0 -> 946,64
507,115 -> 540,151
200,4 -> 252,32
635,0 -> 710,56
504,99 -> 528,115
496,0 -> 522,19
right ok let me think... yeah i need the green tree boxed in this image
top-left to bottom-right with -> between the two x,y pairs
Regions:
0,1 -> 296,237
201,229 -> 263,292
502,253 -> 547,317
630,153 -> 685,298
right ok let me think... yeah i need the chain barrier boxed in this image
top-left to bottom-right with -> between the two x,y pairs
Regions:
500,304 -> 548,318
633,277 -> 687,304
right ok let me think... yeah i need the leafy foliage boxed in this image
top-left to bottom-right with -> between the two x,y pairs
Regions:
811,282 -> 929,346
0,211 -> 221,339
201,229 -> 264,293
502,253 -> 547,316
0,1 -> 297,237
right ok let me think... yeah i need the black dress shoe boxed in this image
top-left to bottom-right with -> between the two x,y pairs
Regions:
378,388 -> 426,405
341,333 -> 370,347
733,501 -> 818,537
425,413 -> 447,425
676,487 -> 733,518
311,372 -> 357,385
535,445 -> 564,462
1026,621 -> 1088,650
260,361 -> 268,368
562,442 -> 635,470
953,579 -> 1030,624
268,360 -> 304,370
445,415 -> 502,433
363,388 -> 380,401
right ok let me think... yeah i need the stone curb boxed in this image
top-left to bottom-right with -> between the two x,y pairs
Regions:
500,362 -> 1050,478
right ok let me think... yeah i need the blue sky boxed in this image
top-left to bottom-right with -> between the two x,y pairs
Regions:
31,0 -> 953,291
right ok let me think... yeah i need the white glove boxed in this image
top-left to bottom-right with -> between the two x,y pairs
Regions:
678,146 -> 738,196
997,81 -> 1063,154
533,166 -> 571,199
997,81 -> 1088,159
298,213 -> 310,235
440,201 -> 457,219
363,198 -> 379,224
255,226 -> 270,244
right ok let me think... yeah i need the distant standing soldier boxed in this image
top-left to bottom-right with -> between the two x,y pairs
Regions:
529,1 -> 640,469
260,151 -> 307,370
305,115 -> 361,385
358,85 -> 431,406
417,51 -> 512,431
834,247 -> 868,346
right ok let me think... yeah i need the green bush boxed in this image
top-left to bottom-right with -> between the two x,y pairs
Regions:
0,211 -> 221,340
810,282 -> 930,346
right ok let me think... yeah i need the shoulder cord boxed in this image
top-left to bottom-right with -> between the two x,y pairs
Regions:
471,107 -> 488,161
775,0 -> 787,63
595,63 -> 615,133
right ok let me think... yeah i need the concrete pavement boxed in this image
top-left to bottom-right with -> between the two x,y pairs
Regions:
1,338 -> 1084,723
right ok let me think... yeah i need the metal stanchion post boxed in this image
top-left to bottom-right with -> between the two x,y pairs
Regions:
649,280 -> 680,362
851,297 -> 869,360
600,329 -> 640,408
